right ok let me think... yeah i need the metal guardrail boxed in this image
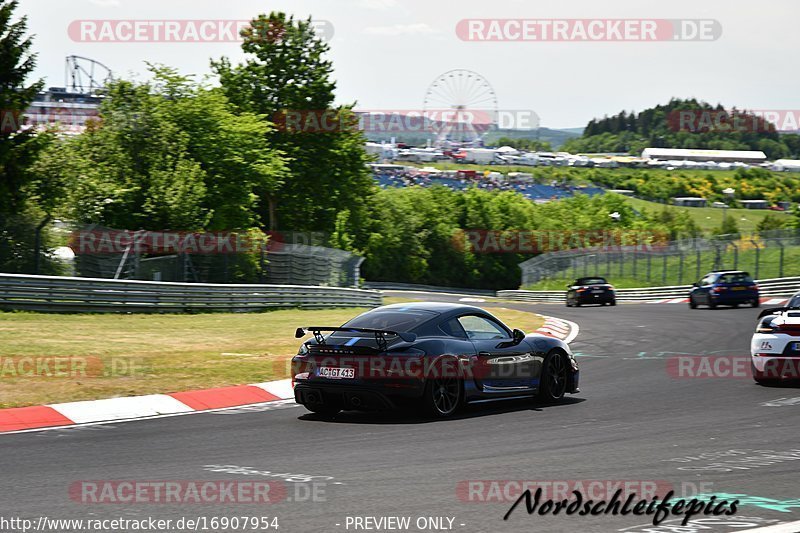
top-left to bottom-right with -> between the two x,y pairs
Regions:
0,274 -> 382,313
498,277 -> 800,303
363,281 -> 496,296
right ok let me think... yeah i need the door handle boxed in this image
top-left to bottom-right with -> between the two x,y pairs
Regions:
478,351 -> 492,357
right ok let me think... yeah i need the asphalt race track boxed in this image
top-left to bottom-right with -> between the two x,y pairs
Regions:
2,293 -> 799,533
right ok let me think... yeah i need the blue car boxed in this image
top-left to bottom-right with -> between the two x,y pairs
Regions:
291,303 -> 580,418
689,270 -> 760,309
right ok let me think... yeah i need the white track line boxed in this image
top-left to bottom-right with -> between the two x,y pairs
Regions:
737,520 -> 800,533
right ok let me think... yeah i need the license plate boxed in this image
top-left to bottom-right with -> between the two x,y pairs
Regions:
318,367 -> 355,379
792,342 -> 800,351
592,290 -> 603,294
733,287 -> 746,291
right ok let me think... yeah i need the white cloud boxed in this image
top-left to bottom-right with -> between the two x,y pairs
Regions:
362,23 -> 438,36
357,0 -> 399,10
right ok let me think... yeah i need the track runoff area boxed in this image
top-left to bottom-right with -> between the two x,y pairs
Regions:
1,293 -> 799,533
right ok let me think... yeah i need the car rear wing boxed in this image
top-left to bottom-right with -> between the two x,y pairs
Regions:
295,327 -> 417,351
757,307 -> 797,319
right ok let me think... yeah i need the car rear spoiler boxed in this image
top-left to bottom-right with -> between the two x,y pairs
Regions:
757,307 -> 795,319
295,327 -> 417,350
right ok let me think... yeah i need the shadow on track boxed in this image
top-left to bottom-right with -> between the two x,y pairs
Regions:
297,396 -> 586,425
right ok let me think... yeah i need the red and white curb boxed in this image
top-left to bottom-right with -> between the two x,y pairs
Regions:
2,313 -> 578,435
0,379 -> 294,434
535,316 -> 580,344
648,297 -> 789,305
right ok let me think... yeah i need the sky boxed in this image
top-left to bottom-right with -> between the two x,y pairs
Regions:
20,0 -> 800,129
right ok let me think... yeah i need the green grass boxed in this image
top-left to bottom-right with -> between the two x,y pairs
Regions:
619,196 -> 787,234
0,304 -> 544,409
0,308 -> 369,408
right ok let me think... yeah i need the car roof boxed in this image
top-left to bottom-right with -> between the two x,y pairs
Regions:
376,302 -> 487,315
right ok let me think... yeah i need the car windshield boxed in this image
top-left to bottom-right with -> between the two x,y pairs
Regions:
576,277 -> 607,285
717,272 -> 754,284
340,309 -> 438,333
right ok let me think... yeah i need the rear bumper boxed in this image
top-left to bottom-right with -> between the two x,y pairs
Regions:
294,380 -> 423,411
751,356 -> 800,380
575,292 -> 615,304
710,291 -> 759,304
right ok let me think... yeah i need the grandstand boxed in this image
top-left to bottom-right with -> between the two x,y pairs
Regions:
372,171 -> 604,201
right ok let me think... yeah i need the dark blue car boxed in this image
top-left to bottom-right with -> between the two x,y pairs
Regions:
689,270 -> 760,309
291,302 -> 580,418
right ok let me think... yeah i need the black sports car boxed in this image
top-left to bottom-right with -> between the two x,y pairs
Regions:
566,277 -> 616,307
291,302 -> 579,418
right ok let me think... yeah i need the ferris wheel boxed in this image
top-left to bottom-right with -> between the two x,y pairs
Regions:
422,69 -> 498,145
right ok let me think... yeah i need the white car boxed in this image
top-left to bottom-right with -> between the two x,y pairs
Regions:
751,292 -> 800,383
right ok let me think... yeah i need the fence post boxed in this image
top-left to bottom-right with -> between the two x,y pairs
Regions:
646,253 -> 652,282
731,242 -> 738,270
259,243 -> 266,283
595,253 -> 600,276
632,251 -> 638,279
662,253 -> 667,284
695,249 -> 701,281
33,215 -> 52,275
777,240 -> 785,278
678,252 -> 684,284
750,239 -> 760,280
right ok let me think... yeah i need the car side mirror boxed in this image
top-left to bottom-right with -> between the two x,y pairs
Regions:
496,328 -> 526,349
692,283 -> 698,287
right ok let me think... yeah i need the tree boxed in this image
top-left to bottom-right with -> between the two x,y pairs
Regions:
213,12 -> 374,233
756,213 -> 786,234
47,66 -> 286,231
0,0 -> 47,219
716,213 -> 740,236
0,0 -> 58,274
494,136 -> 553,152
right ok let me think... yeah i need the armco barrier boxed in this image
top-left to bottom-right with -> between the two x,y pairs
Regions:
363,281 -> 496,296
498,276 -> 800,303
0,274 -> 382,313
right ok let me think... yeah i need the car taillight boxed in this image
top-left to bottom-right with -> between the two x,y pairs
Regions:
291,357 -> 311,386
756,326 -> 775,333
712,287 -> 724,293
576,287 -> 588,293
754,353 -> 772,357
748,285 -> 758,290
608,285 -> 615,290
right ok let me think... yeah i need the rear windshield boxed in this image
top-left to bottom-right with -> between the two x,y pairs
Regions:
340,310 -> 438,333
576,277 -> 607,285
717,272 -> 753,284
